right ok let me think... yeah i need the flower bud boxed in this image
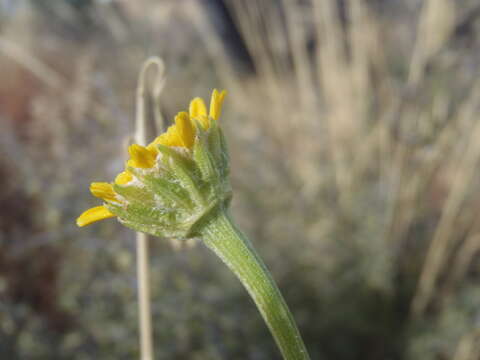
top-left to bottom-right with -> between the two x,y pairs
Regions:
77,89 -> 230,239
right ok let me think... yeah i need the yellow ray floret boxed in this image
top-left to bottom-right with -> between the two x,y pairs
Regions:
189,97 -> 207,118
115,171 -> 133,185
174,111 -> 195,148
147,112 -> 195,151
189,97 -> 210,129
209,89 -> 227,121
147,125 -> 182,152
128,144 -> 156,168
90,182 -> 117,202
76,205 -> 115,227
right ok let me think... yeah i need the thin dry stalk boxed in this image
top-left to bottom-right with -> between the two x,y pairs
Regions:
453,330 -> 480,360
281,0 -> 317,117
412,82 -> 480,316
0,36 -> 64,88
185,1 -> 245,102
384,0 -> 455,247
444,232 -> 480,293
408,0 -> 455,87
134,56 -> 166,360
313,0 -> 361,203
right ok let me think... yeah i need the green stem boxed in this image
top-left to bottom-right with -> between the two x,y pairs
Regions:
200,210 -> 311,360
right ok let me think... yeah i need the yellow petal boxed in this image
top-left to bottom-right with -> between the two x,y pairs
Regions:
128,144 -> 156,168
174,111 -> 194,148
189,97 -> 207,120
146,140 -> 160,154
209,89 -> 227,121
76,206 -> 115,227
147,124 -> 183,151
115,171 -> 133,185
90,182 -> 117,202
162,125 -> 184,146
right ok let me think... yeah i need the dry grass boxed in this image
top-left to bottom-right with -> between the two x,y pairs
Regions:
1,0 -> 480,359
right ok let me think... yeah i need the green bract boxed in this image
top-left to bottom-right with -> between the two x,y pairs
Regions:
108,121 -> 231,239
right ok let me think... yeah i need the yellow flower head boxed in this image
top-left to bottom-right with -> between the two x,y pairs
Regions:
77,89 -> 228,229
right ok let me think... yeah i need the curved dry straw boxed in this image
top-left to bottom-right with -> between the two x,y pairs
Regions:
134,56 -> 166,360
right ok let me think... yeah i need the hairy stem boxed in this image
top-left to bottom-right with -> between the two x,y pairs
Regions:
201,210 -> 310,360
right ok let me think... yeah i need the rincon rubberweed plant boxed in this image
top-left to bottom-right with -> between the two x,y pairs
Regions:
77,89 -> 310,360
77,89 -> 229,237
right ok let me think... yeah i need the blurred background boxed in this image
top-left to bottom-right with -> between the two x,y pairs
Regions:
1,0 -> 480,359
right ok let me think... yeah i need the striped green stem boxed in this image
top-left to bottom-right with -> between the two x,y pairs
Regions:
201,210 -> 310,360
